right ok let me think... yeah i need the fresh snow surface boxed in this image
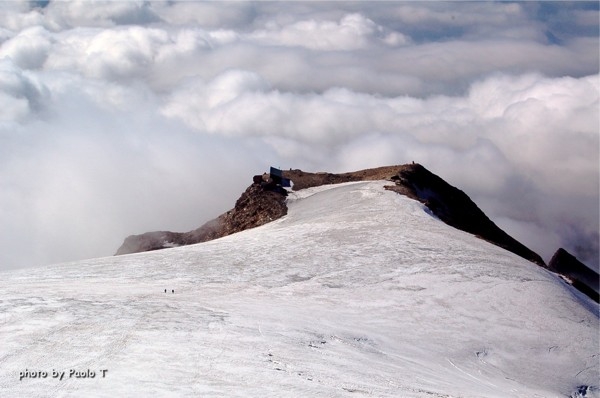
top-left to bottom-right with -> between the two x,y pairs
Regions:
0,181 -> 598,398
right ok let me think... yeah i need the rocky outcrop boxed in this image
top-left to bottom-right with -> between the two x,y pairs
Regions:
116,167 -> 406,256
384,163 -> 546,267
282,165 -> 408,190
116,163 -> 545,271
548,248 -> 599,303
116,177 -> 287,256
284,164 -> 544,267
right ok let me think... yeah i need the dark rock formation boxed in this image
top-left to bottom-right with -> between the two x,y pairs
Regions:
116,163 -> 545,271
284,164 -> 544,267
116,177 -> 287,256
548,248 -> 599,303
384,163 -> 546,267
283,165 -> 406,191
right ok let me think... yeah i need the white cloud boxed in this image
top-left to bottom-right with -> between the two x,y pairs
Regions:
0,26 -> 52,69
12,0 -> 161,30
0,59 -> 48,121
44,26 -> 171,81
0,1 -> 597,270
148,1 -> 257,29
248,13 -> 409,50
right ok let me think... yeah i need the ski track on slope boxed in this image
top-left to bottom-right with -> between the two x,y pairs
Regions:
0,181 -> 597,398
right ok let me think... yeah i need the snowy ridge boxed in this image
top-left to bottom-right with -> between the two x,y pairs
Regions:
0,181 -> 597,397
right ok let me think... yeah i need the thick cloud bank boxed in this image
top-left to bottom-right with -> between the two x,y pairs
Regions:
0,1 -> 598,270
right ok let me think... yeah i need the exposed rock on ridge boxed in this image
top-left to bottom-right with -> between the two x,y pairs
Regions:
116,164 -> 545,268
385,164 -> 546,266
549,248 -> 599,303
114,163 -> 600,303
282,165 -> 408,191
282,164 -> 545,267
116,179 -> 287,256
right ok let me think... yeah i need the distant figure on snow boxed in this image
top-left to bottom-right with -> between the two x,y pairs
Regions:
164,289 -> 167,293
172,289 -> 174,293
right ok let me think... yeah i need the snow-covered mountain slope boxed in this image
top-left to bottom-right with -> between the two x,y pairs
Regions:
0,181 -> 597,398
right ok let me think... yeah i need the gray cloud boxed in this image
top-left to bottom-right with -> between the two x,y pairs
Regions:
0,1 -> 598,270
247,13 -> 410,50
0,59 -> 48,120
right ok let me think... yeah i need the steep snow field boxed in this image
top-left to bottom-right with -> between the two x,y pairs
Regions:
0,181 -> 597,397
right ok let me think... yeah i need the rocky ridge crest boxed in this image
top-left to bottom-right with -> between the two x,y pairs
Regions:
116,176 -> 286,256
116,162 -> 596,305
117,163 -> 545,267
